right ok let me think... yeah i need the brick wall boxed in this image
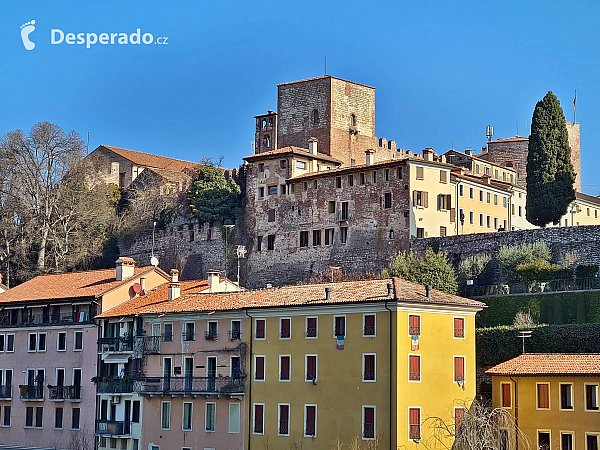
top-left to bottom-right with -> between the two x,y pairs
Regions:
566,122 -> 581,192
485,139 -> 529,188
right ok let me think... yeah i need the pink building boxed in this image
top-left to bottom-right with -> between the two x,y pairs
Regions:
0,258 -> 169,449
96,271 -> 246,450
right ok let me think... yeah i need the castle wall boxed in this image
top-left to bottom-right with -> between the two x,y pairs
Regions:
566,121 -> 581,192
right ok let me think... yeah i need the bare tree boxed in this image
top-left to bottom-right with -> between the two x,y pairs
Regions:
422,398 -> 530,450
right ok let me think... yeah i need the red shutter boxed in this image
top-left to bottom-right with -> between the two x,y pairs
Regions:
454,357 -> 465,382
409,315 -> 420,335
365,355 -> 375,376
365,315 -> 375,327
256,357 -> 264,380
307,356 -> 316,380
454,318 -> 465,337
305,405 -> 316,435
281,319 -> 290,338
409,408 -> 420,439
409,355 -> 420,381
538,384 -> 549,409
502,383 -> 511,407
256,320 -> 265,339
280,404 -> 289,421
254,404 -> 263,433
454,408 -> 464,429
365,407 -> 374,424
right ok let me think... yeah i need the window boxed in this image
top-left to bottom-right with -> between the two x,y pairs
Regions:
454,407 -> 465,432
363,406 -> 375,440
268,209 -> 275,222
503,219 -> 507,230
182,403 -> 193,431
256,236 -> 262,251
454,356 -> 465,382
71,408 -> 80,430
383,168 -> 389,181
562,433 -> 574,450
396,166 -> 403,179
587,434 -> 599,450
440,226 -> 447,237
560,383 -> 573,409
163,323 -> 173,342
409,355 -> 420,381
414,190 -> 428,208
586,384 -> 599,410
254,356 -> 265,381
503,197 -> 507,208
363,314 -> 376,336
3,405 -> 10,427
384,192 -> 392,209
268,185 -> 277,195
325,228 -> 334,245
304,405 -> 317,437
57,332 -> 67,351
313,229 -> 321,246
348,174 -> 354,186
279,318 -> 291,340
360,173 -> 366,185
228,403 -> 240,434
296,160 -> 307,170
336,176 -> 342,188
74,331 -> 83,351
279,404 -> 290,436
334,316 -> 345,337
440,170 -> 447,183
486,192 -> 491,204
486,215 -> 491,228
416,167 -> 424,180
55,407 -> 63,429
280,184 -> 286,195
184,322 -> 195,341
305,355 -> 317,382
459,185 -> 464,196
280,159 -> 287,169
537,383 -> 550,409
306,317 -> 317,338
518,205 -> 522,217
479,190 -> 484,202
255,319 -> 266,339
279,355 -> 291,381
416,228 -> 425,238
205,403 -> 216,432
328,201 -> 336,214
454,317 -> 465,338
479,213 -> 484,227
372,171 -> 377,183
132,400 -> 140,423
409,408 -> 420,440
539,432 -> 551,450
476,164 -> 480,174
469,187 -> 474,199
363,354 -> 376,382
299,231 -> 309,247
409,315 -> 420,336
25,406 -> 34,427
205,321 -> 218,340
340,227 -> 348,244
313,110 -> 319,123
267,234 -> 275,250
253,404 -> 264,435
35,406 -> 43,428
494,217 -> 498,229
161,402 -> 171,430
350,114 -> 356,126
28,333 -> 37,352
501,382 -> 511,407
258,163 -> 264,172
258,187 -> 264,198
389,229 -> 394,239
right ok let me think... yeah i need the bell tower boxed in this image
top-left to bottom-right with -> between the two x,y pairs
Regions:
254,110 -> 278,154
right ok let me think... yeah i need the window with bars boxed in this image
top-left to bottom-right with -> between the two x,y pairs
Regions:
454,356 -> 465,383
305,355 -> 317,381
363,314 -> 375,336
306,317 -> 317,338
409,315 -> 420,336
305,405 -> 316,436
279,356 -> 290,381
363,354 -> 375,381
363,406 -> 375,439
409,408 -> 420,440
454,317 -> 465,338
409,355 -> 420,381
279,404 -> 289,435
253,404 -> 264,434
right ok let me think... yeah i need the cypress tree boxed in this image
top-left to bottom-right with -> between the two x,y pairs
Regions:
526,91 -> 576,226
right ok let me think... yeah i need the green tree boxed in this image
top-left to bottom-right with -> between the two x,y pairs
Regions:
382,247 -> 458,294
187,166 -> 241,225
497,242 -> 551,282
526,91 -> 576,226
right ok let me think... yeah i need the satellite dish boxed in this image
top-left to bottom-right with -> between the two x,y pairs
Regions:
132,283 -> 142,294
150,256 -> 159,267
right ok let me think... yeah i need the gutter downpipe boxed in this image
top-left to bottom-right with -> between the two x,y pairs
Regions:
384,299 -> 393,450
246,308 -> 253,450
510,376 -> 518,450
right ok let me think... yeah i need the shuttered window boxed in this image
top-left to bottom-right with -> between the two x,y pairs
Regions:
409,355 -> 420,381
416,167 -> 424,180
537,383 -> 549,409
454,318 -> 465,338
280,319 -> 291,339
279,404 -> 289,435
280,356 -> 290,381
253,404 -> 264,434
363,407 -> 375,439
364,314 -> 376,336
255,356 -> 265,381
454,407 -> 465,431
409,315 -> 420,336
306,356 -> 317,381
454,356 -> 465,382
409,408 -> 420,439
363,354 -> 375,381
255,320 -> 265,339
501,383 -> 511,407
305,405 -> 316,436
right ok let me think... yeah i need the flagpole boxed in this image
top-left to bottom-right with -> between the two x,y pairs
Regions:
573,89 -> 577,123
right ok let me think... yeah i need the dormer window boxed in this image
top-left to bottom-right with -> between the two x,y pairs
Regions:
350,114 -> 357,127
313,110 -> 319,124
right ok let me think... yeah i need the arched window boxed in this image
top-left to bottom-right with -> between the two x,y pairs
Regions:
350,114 -> 357,127
262,119 -> 267,130
313,110 -> 319,124
268,118 -> 273,127
264,135 -> 271,148
389,229 -> 394,239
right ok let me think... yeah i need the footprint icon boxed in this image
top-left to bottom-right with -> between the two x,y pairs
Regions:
20,20 -> 36,50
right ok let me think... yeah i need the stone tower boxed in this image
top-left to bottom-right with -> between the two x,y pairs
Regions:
254,111 -> 278,154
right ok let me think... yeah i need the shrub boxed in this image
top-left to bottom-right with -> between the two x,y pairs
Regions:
497,242 -> 552,281
382,247 -> 458,294
576,264 -> 599,279
516,260 -> 571,285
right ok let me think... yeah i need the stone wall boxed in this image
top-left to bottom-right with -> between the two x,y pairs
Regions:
411,225 -> 600,284
566,121 -> 581,192
485,138 -> 529,188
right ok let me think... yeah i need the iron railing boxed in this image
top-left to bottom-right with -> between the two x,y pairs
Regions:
334,327 -> 345,337
48,385 -> 81,400
0,385 -> 11,398
409,372 -> 420,381
280,372 -> 290,381
306,327 -> 317,338
98,336 -> 133,353
454,328 -> 465,338
363,326 -> 375,336
95,419 -> 131,436
363,423 -> 375,439
279,420 -> 289,435
409,326 -> 420,336
466,277 -> 599,298
96,380 -> 134,394
204,331 -> 218,341
136,336 -> 160,354
409,425 -> 421,440
0,312 -> 92,328
228,330 -> 242,341
19,384 -> 44,400
134,376 -> 245,395
364,372 -> 375,381
305,421 -> 316,436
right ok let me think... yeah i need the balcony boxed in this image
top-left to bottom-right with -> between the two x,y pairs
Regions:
204,331 -> 218,341
135,376 -> 245,396
0,312 -> 93,328
98,336 -> 133,353
0,385 -> 12,399
19,384 -> 44,400
305,421 -> 316,437
363,423 -> 375,439
96,379 -> 134,394
228,330 -> 241,341
306,327 -> 317,338
96,419 -> 131,436
409,326 -> 420,336
363,372 -> 375,381
48,385 -> 81,401
363,326 -> 375,336
279,420 -> 289,435
454,328 -> 465,338
409,372 -> 420,381
137,336 -> 160,354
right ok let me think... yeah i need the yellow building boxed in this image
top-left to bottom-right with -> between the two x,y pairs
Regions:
487,354 -> 600,450
248,278 -> 484,450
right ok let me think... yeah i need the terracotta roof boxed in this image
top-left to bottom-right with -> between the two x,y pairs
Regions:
277,75 -> 375,90
243,147 -> 343,164
97,277 -> 484,319
0,266 -> 165,304
486,354 -> 600,376
576,192 -> 600,206
0,284 -> 7,292
444,149 -> 517,173
139,168 -> 194,184
451,173 -> 511,192
99,145 -> 202,172
489,137 -> 529,143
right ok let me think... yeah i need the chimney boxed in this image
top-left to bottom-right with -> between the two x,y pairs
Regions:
482,174 -> 492,184
425,285 -> 432,299
387,283 -> 393,297
325,287 -> 331,301
140,277 -> 146,293
116,257 -> 136,281
168,269 -> 180,301
207,270 -> 220,293
365,150 -> 374,166
308,137 -> 318,155
465,149 -> 473,156
422,148 -> 434,161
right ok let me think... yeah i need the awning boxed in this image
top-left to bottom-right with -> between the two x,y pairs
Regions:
101,354 -> 131,364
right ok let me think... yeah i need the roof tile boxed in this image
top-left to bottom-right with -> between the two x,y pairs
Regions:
486,354 -> 600,376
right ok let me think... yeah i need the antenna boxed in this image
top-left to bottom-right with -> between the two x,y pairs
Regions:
325,56 -> 327,75
87,132 -> 90,154
486,125 -> 494,142
516,120 -> 519,136
518,330 -> 532,354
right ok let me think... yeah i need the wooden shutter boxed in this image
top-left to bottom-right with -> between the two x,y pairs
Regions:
454,357 -> 465,382
306,405 -> 315,423
365,355 -> 374,375
440,170 -> 447,183
413,190 -> 418,205
409,315 -> 420,335
502,383 -> 511,407
416,167 -> 424,179
454,318 -> 464,337
450,207 -> 456,223
409,355 -> 420,380
454,407 -> 465,429
280,404 -> 289,421
256,357 -> 264,380
409,408 -> 420,439
365,315 -> 375,328
281,356 -> 290,378
281,319 -> 290,338
256,320 -> 265,339
254,404 -> 263,433
307,356 -> 316,379
423,192 -> 428,208
538,384 -> 549,409
365,407 -> 374,425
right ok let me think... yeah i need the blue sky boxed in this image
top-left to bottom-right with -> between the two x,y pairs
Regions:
2,1 -> 599,193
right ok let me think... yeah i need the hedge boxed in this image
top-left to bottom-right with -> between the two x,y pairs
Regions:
477,290 -> 600,327
477,323 -> 600,367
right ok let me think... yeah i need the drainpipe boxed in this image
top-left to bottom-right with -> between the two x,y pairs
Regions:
456,181 -> 460,235
510,376 -> 518,450
245,309 -> 253,450
384,293 -> 393,450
